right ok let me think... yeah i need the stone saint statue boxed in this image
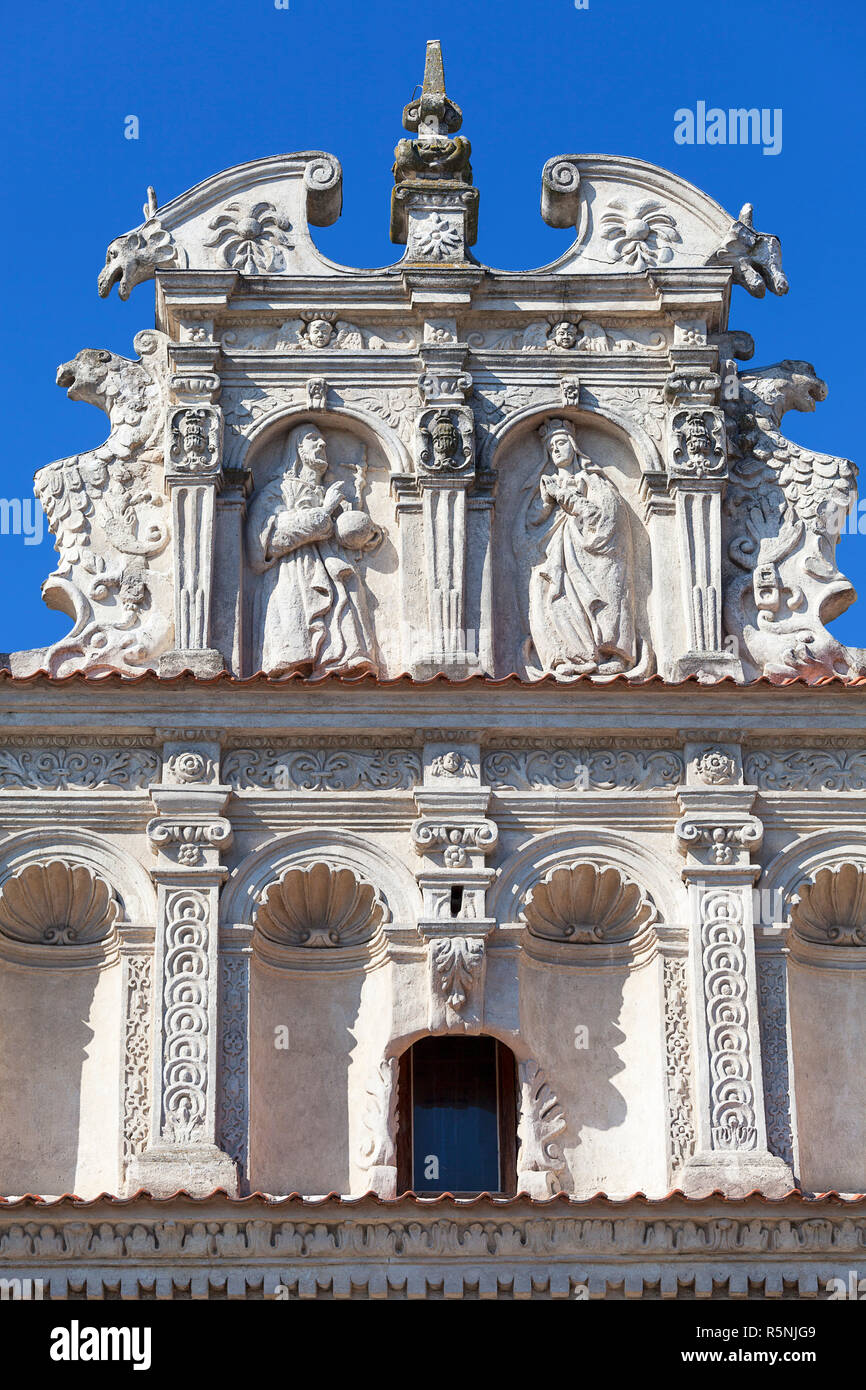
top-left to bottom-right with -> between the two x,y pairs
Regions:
247,424 -> 381,676
525,419 -> 636,678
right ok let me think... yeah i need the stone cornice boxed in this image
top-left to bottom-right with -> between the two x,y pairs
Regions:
0,1193 -> 864,1300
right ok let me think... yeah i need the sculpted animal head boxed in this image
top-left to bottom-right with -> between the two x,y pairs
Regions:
97,219 -> 183,300
740,360 -> 828,424
56,348 -> 128,407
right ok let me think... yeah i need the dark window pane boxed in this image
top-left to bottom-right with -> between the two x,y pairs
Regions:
411,1036 -> 500,1193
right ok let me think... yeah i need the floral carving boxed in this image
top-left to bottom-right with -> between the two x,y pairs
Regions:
218,955 -> 249,1174
0,742 -> 158,790
745,748 -> 866,792
664,958 -> 695,1170
430,936 -> 484,1013
205,201 -> 293,273
599,198 -> 680,269
255,863 -> 387,949
122,955 -> 153,1168
757,954 -> 795,1168
483,745 -> 682,791
223,746 -> 421,791
358,1058 -> 399,1171
521,861 -> 657,944
0,860 -> 120,946
790,863 -> 866,947
695,747 -> 738,785
516,1060 -> 567,1196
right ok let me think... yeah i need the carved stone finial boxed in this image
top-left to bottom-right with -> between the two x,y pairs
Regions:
391,41 -> 477,252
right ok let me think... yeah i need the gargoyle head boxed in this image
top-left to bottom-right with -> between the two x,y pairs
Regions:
740,359 -> 828,424
56,348 -> 124,407
97,219 -> 181,300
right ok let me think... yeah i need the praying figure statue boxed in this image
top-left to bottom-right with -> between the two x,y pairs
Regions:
247,424 -> 381,677
525,418 -> 637,678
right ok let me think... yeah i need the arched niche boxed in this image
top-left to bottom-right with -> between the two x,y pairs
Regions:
489,829 -> 675,1197
240,411 -> 404,677
488,407 -> 659,681
762,834 -> 866,1192
0,830 -> 149,1198
225,831 -> 417,1197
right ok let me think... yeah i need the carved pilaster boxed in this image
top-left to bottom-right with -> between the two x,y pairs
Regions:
413,738 -> 495,1030
516,1059 -> 567,1198
160,365 -> 226,677
127,740 -> 238,1197
674,765 -> 794,1197
411,361 -> 483,677
665,362 -> 742,681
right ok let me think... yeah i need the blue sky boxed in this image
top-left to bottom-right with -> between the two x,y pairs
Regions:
1,0 -> 864,651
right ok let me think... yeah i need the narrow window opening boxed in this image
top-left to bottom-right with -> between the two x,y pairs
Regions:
449,884 -> 464,917
396,1037 -> 517,1196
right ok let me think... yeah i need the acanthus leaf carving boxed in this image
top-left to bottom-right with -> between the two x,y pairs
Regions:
358,1058 -> 399,1171
516,1059 -> 567,1197
223,745 -> 421,792
664,957 -> 695,1172
430,935 -> 485,1017
482,744 -> 683,791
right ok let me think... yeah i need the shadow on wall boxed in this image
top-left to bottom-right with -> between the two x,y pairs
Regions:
0,957 -> 120,1197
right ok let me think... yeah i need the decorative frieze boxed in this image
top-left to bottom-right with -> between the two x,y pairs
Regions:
745,748 -> 866,792
223,745 -> 421,792
483,745 -> 683,791
0,742 -> 159,791
756,952 -> 796,1171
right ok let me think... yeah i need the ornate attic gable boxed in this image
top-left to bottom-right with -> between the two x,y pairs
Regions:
10,40 -> 858,685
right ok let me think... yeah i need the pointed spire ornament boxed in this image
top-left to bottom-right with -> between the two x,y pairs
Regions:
391,40 -> 478,254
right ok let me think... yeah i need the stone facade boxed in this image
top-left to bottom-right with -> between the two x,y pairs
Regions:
1,44 -> 865,1299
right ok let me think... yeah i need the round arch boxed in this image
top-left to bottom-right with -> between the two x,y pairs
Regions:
487,400 -> 664,478
488,826 -> 685,929
236,403 -> 413,479
0,825 -> 156,927
220,827 -> 422,929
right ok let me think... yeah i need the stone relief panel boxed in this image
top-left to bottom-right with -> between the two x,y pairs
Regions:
122,954 -> 153,1170
23,332 -> 174,677
244,422 -> 397,677
491,415 -> 652,680
0,740 -> 159,790
223,741 -> 421,791
221,315 -> 417,353
483,742 -> 682,791
723,361 -> 859,681
745,746 -> 866,792
466,318 -> 670,354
